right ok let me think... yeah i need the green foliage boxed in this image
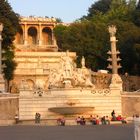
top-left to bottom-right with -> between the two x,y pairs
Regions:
54,0 -> 140,75
55,18 -> 63,23
54,21 -> 109,71
54,24 -> 68,50
0,0 -> 20,87
86,0 -> 112,19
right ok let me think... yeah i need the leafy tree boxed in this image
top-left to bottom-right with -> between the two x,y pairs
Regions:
55,18 -> 63,23
0,0 -> 20,91
54,0 -> 140,75
54,24 -> 68,51
86,0 -> 112,19
54,21 -> 109,71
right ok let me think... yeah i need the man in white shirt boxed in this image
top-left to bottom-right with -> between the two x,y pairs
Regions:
134,115 -> 140,140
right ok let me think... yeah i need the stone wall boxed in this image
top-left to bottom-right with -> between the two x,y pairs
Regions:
121,92 -> 140,117
19,88 -> 122,120
0,91 -> 139,123
0,94 -> 18,120
92,73 -> 140,91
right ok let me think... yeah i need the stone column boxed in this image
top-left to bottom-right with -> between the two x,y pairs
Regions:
52,30 -> 56,45
39,23 -> 42,46
24,23 -> 28,45
107,25 -> 122,90
108,25 -> 121,74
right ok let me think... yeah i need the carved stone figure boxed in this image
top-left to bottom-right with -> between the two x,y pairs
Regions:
47,51 -> 94,89
35,79 -> 45,89
10,82 -> 19,93
61,51 -> 73,78
108,25 -> 116,37
81,56 -> 86,68
20,79 -> 30,90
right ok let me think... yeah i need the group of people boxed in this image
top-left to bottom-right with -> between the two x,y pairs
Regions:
75,110 -> 127,126
111,110 -> 127,124
57,118 -> 65,126
76,116 -> 86,125
16,110 -> 126,126
89,115 -> 100,125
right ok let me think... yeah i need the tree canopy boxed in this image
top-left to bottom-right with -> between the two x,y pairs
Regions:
0,0 -> 20,89
54,0 -> 140,75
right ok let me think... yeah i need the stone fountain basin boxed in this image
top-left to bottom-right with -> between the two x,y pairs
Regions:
48,107 -> 94,115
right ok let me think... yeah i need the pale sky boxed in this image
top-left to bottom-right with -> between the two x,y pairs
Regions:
8,0 -> 96,23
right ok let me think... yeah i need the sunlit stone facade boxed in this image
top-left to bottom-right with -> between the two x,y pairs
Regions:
11,16 -> 76,93
11,18 -> 122,121
14,16 -> 58,52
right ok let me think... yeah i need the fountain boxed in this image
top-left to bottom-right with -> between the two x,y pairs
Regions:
17,26 -> 122,121
48,107 -> 95,115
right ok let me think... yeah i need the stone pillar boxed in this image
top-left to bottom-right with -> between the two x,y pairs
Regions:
108,25 -> 121,74
39,23 -> 42,46
24,23 -> 28,45
52,30 -> 57,46
107,25 -> 122,90
0,23 -> 5,92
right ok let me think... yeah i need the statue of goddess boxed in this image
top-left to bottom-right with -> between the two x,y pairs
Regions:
62,50 -> 73,78
81,56 -> 86,68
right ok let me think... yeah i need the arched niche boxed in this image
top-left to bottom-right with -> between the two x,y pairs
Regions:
14,27 -> 23,44
28,27 -> 37,45
26,79 -> 35,90
42,27 -> 52,45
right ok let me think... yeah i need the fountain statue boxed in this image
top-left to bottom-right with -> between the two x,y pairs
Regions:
48,51 -> 94,89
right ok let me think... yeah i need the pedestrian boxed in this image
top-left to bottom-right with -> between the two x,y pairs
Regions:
35,112 -> 41,124
134,114 -> 140,140
15,114 -> 19,124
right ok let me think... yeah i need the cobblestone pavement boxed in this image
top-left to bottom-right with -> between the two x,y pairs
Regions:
0,124 -> 134,140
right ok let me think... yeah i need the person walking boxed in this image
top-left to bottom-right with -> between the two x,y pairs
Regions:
134,114 -> 140,140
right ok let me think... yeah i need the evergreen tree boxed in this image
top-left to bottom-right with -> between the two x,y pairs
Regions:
0,0 -> 20,91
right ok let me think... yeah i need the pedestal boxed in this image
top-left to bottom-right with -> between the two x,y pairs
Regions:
109,74 -> 123,91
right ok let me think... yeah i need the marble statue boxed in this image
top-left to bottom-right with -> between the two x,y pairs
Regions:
61,50 -> 73,78
81,56 -> 86,68
48,53 -> 94,89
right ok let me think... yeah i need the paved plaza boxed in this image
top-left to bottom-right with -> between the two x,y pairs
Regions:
0,124 -> 134,140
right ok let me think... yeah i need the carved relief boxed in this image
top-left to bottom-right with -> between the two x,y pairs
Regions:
48,53 -> 95,89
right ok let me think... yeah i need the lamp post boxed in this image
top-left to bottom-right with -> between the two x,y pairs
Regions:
0,23 -> 3,74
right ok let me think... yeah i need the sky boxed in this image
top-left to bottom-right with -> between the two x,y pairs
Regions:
8,0 -> 96,23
